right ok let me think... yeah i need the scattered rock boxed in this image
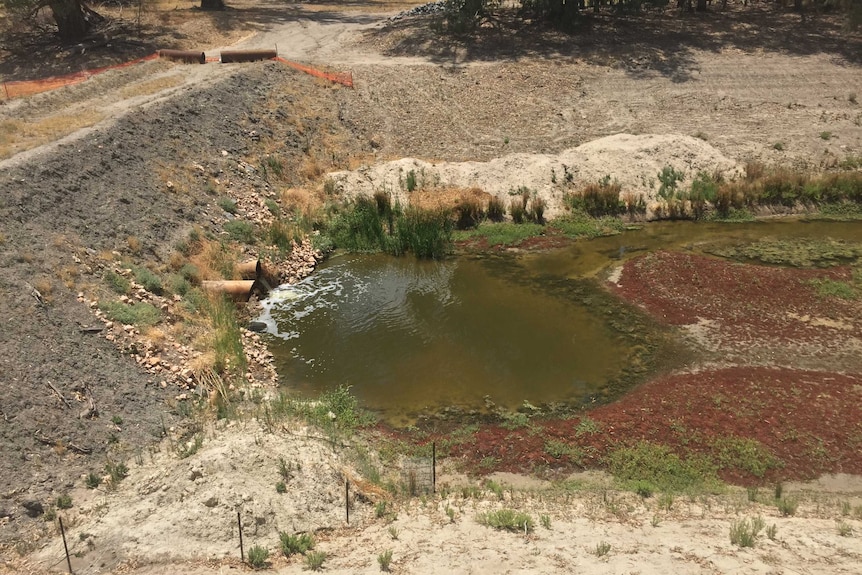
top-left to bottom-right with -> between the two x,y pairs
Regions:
22,500 -> 44,518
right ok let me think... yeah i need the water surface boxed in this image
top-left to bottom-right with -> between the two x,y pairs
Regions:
260,219 -> 862,423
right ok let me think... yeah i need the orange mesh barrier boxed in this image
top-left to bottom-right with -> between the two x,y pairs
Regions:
274,57 -> 353,88
2,53 -> 160,100
1,52 -> 352,100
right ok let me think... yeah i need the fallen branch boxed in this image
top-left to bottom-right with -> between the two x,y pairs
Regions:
46,381 -> 72,409
34,430 -> 92,454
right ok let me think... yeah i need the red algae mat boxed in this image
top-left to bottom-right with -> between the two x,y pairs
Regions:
416,250 -> 862,485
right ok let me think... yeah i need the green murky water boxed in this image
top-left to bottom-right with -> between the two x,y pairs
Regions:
259,219 -> 862,423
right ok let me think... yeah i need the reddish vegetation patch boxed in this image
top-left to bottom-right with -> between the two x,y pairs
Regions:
399,250 -> 862,486
611,251 -> 862,346
427,367 -> 862,484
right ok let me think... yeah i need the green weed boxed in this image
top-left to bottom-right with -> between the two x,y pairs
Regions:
85,472 -> 102,489
607,441 -> 719,493
809,278 -> 857,300
217,197 -> 237,214
454,222 -> 544,247
594,541 -> 611,557
777,497 -> 799,516
56,495 -> 72,509
224,220 -> 255,243
98,301 -> 161,327
246,545 -> 269,569
104,270 -> 130,294
729,516 -> 764,547
280,532 -> 314,556
377,549 -> 393,572
305,550 -> 326,571
477,509 -> 534,533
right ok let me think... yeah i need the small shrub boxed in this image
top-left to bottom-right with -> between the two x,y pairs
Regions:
820,131 -> 833,140
224,220 -> 255,243
747,486 -> 759,502
98,301 -> 161,327
540,514 -> 551,529
773,142 -> 785,151
280,532 -> 315,556
568,178 -> 623,217
85,472 -> 102,489
594,541 -> 611,557
529,196 -> 546,224
217,197 -> 237,214
509,198 -> 526,223
405,169 -> 417,192
487,196 -> 506,222
774,482 -> 783,500
729,517 -> 763,548
777,497 -> 798,517
454,195 -> 485,230
657,493 -> 675,512
377,549 -> 393,572
43,508 -> 56,522
765,523 -> 777,540
262,156 -> 284,180
56,495 -> 73,509
477,509 -> 534,533
375,501 -> 388,518
745,161 -> 765,182
105,461 -> 129,485
104,270 -> 130,294
633,480 -> 653,498
305,550 -> 326,571
837,521 -> 853,537
657,166 -> 685,200
485,479 -> 504,500
265,199 -> 281,216
387,526 -> 399,540
133,266 -> 163,295
276,481 -> 287,494
247,545 -> 269,569
809,278 -> 857,300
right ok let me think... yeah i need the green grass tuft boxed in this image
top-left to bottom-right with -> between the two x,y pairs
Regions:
477,509 -> 534,533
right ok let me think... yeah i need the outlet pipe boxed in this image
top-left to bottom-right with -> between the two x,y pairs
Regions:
220,49 -> 278,63
158,49 -> 206,64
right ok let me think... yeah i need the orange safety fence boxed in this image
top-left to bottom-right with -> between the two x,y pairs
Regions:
274,57 -> 354,89
2,53 -> 160,100
1,51 -> 353,100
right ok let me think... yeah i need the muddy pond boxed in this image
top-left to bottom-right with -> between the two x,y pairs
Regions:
259,219 -> 862,425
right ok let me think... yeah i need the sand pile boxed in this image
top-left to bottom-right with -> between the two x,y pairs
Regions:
329,133 -> 741,218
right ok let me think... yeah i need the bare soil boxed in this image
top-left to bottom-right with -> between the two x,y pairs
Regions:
1,1 -> 861,573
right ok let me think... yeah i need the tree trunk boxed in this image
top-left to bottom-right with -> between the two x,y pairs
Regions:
697,0 -> 707,11
49,0 -> 89,42
200,0 -> 225,11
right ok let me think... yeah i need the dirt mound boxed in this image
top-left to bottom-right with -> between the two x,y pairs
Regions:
329,133 -> 740,217
28,420 -> 366,573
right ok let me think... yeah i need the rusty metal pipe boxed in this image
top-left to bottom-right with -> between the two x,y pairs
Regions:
202,280 -> 256,302
236,260 -> 261,280
158,49 -> 206,64
220,49 -> 278,64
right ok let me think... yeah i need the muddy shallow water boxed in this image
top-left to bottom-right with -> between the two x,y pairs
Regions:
260,219 -> 862,424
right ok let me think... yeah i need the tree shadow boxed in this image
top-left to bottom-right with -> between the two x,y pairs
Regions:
0,3 -> 379,82
366,5 -> 861,82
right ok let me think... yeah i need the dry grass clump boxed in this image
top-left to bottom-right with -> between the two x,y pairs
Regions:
0,112 -> 104,159
281,187 -> 324,221
189,238 -> 242,281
